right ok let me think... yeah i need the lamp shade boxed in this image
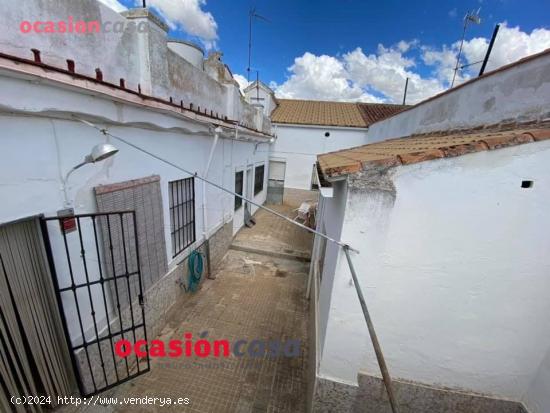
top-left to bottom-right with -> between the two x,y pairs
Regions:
89,143 -> 119,163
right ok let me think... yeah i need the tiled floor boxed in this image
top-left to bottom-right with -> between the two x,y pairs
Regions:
67,203 -> 313,413
233,203 -> 315,260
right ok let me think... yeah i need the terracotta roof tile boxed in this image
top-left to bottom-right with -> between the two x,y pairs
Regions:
271,99 -> 408,128
356,103 -> 408,125
318,124 -> 550,178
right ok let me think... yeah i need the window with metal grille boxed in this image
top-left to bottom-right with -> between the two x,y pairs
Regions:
169,177 -> 196,257
254,164 -> 265,195
235,171 -> 244,210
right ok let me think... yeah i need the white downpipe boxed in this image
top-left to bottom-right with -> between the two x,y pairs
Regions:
202,126 -> 222,241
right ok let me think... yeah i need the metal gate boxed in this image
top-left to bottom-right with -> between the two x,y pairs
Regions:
40,211 -> 150,397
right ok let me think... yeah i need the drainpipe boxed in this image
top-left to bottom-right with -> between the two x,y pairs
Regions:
202,126 -> 222,278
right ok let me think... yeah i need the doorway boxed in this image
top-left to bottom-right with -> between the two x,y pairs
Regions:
267,159 -> 286,205
244,166 -> 255,226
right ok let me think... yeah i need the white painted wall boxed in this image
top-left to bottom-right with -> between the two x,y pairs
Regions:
312,181 -> 348,358
319,141 -> 550,403
244,82 -> 277,117
231,153 -> 269,235
272,124 -> 368,190
366,51 -> 550,142
0,70 -> 269,342
524,347 -> 550,413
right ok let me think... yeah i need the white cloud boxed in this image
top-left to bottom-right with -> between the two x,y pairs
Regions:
233,74 -> 250,93
461,23 -> 550,72
273,52 -> 383,103
97,0 -> 127,12
272,23 -> 550,105
421,44 -> 471,86
97,0 -> 217,48
421,23 -> 550,87
146,0 -> 218,49
344,43 -> 444,104
272,43 -> 441,104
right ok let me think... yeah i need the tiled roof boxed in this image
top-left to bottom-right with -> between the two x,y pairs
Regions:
356,103 -> 407,125
318,124 -> 550,178
271,99 -> 408,128
272,99 -> 366,127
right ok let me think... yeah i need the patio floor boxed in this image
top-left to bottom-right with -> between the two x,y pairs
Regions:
68,202 -> 312,413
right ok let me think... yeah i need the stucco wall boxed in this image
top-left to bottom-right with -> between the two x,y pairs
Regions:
319,140 -> 550,404
244,84 -> 277,117
524,347 -> 550,413
0,71 -> 269,342
272,124 -> 368,190
313,181 -> 348,359
0,0 -> 139,87
0,0 -> 268,130
366,52 -> 550,142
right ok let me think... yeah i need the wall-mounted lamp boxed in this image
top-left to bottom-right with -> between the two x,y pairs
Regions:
62,143 -> 119,206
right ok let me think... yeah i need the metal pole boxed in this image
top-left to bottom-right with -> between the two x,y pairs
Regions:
402,77 -> 409,105
343,246 -> 400,413
247,8 -> 253,81
478,24 -> 500,76
256,71 -> 260,101
142,0 -> 146,7
451,21 -> 468,88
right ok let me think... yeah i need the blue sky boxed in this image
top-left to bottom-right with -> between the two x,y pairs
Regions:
110,0 -> 550,103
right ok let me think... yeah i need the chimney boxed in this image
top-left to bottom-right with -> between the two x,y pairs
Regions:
121,8 -> 170,96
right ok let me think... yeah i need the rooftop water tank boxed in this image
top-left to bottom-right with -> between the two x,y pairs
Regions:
167,39 -> 204,69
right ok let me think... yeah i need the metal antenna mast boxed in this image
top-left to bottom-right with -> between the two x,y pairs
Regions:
402,77 -> 409,105
256,71 -> 260,101
451,8 -> 481,88
247,7 -> 270,81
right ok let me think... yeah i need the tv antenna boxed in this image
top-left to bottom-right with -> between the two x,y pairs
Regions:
247,7 -> 270,81
451,8 -> 482,88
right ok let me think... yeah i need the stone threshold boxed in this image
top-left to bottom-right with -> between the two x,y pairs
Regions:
313,374 -> 530,413
230,241 -> 311,262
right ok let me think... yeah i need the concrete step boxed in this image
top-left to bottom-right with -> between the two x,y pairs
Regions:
230,240 -> 311,262
353,372 -> 529,413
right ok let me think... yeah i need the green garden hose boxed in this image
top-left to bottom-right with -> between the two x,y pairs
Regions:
185,250 -> 204,293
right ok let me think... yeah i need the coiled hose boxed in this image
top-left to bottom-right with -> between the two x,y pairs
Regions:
185,250 -> 204,293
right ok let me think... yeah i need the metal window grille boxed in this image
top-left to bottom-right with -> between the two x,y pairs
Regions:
169,177 -> 196,257
254,164 -> 265,195
234,171 -> 244,210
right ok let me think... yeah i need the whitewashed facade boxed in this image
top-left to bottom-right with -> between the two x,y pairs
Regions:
243,84 -> 370,192
0,0 -> 272,365
271,124 -> 368,191
311,50 -> 550,412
